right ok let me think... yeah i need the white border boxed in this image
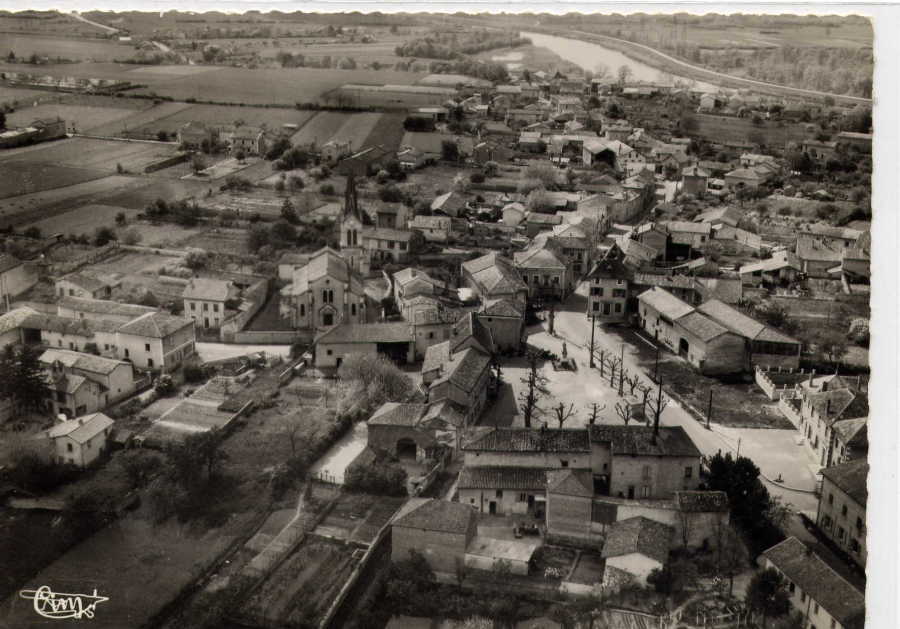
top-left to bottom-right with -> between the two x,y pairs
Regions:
1,3 -> 896,628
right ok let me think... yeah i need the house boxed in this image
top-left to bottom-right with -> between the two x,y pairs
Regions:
407,215 -> 452,244
663,221 -> 711,250
362,228 -> 413,265
800,139 -> 837,162
410,307 -> 463,357
694,206 -> 743,228
723,168 -> 765,192
461,252 -> 528,307
472,141 -> 512,165
524,212 -> 563,238
518,131 -> 546,153
116,311 -> 196,372
586,249 -> 630,323
798,224 -> 863,251
637,288 -> 799,374
40,349 -> 134,416
835,131 -> 872,153
177,121 -> 218,149
602,517 -> 673,586
697,94 -> 717,112
431,191 -> 468,218
462,427 -> 593,472
392,268 -> 442,303
57,297 -> 155,325
501,202 -> 527,227
761,537 -> 865,629
391,498 -> 478,575
20,313 -> 119,355
397,146 -> 427,171
321,138 -> 353,162
0,254 -> 38,303
36,412 -> 114,468
400,132 -> 465,161
795,238 -> 844,279
279,247 -> 367,330
313,322 -> 414,368
477,299 -> 524,353
182,278 -> 240,330
633,223 -> 669,257
424,344 -> 493,426
681,165 -> 709,197
0,306 -> 35,348
514,240 -> 573,301
367,402 -> 440,462
817,459 -> 867,568
231,126 -> 266,155
459,466 -> 549,517
56,271 -> 121,300
739,250 -> 801,286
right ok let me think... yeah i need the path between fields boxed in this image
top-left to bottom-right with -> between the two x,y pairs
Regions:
69,11 -> 120,34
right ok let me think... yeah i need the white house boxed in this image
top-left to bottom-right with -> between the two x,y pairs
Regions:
37,412 -> 115,468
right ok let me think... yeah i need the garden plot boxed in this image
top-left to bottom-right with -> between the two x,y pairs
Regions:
204,189 -> 285,219
87,249 -> 184,276
327,112 -> 383,152
86,101 -> 193,137
180,228 -> 251,256
289,111 -> 353,147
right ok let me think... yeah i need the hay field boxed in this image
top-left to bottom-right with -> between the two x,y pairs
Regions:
0,137 -> 178,171
0,33 -> 134,61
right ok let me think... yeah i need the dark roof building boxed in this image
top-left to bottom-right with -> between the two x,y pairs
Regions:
465,427 -> 592,453
589,425 -> 702,458
602,516 -> 673,564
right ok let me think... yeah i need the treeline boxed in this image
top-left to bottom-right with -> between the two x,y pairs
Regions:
427,58 -> 510,83
395,31 -> 529,60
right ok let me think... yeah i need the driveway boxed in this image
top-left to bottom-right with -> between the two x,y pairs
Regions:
539,284 -> 819,511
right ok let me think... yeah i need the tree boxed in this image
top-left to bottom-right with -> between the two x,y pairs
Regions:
122,450 -> 163,489
441,140 -> 460,162
817,330 -> 848,367
192,153 -> 206,174
645,382 -> 669,429
7,345 -> 48,412
617,64 -> 633,84
648,558 -> 699,594
715,523 -> 748,596
235,149 -> 246,162
614,400 -> 633,425
706,452 -> 773,534
115,211 -> 127,226
484,160 -> 499,177
280,198 -> 299,224
585,402 -> 605,426
519,351 -> 547,428
551,402 -> 576,428
93,226 -> 116,246
747,568 -> 791,628
23,226 -> 41,239
337,354 -> 415,411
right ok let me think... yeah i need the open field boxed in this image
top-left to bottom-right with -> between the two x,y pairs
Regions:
360,111 -> 406,152
0,160 -> 109,199
25,203 -> 139,235
0,33 -> 135,61
0,85 -> 59,104
128,103 -> 318,138
180,228 -> 252,256
97,177 -> 212,209
4,102 -> 139,133
85,101 -> 192,136
0,137 -> 178,171
289,111 -> 351,147
688,114 -> 812,146
0,13 -> 111,37
129,65 -> 425,105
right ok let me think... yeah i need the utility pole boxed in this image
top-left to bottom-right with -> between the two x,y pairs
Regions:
618,342 -> 625,395
589,315 -> 596,368
706,388 -> 713,430
653,345 -> 660,383
736,437 -> 741,458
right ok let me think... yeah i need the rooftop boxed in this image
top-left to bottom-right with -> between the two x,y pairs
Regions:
315,322 -> 412,345
546,469 -> 594,497
820,458 -> 868,506
368,402 -> 428,427
44,412 -> 114,445
392,498 -> 476,534
465,428 -> 591,453
182,278 -> 238,302
763,537 -> 865,629
40,348 -> 130,375
458,466 -> 548,491
589,425 -> 702,458
118,311 -> 193,339
58,297 -> 155,319
602,516 -> 672,564
637,286 -> 695,320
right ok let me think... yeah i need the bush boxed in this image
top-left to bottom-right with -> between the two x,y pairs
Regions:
345,459 -> 408,496
183,364 -> 209,384
320,183 -> 336,195
154,374 -> 177,396
848,318 -> 869,345
470,172 -> 485,184
93,226 -> 116,246
122,228 -> 142,245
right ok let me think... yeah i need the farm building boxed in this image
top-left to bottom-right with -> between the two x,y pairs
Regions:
116,311 -> 196,373
183,278 -> 240,330
231,126 -> 266,155
40,348 -> 135,416
177,121 -> 219,149
391,498 -> 478,575
56,271 -> 121,300
313,322 -> 414,368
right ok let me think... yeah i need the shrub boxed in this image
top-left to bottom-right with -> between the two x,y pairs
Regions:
183,364 -> 209,384
154,374 -> 177,396
469,172 -> 485,184
777,206 -> 792,217
320,183 -> 336,195
345,459 -> 407,496
93,226 -> 116,246
122,228 -> 142,245
848,318 -> 869,345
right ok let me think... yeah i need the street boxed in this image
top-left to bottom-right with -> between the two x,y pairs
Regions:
522,283 -> 820,513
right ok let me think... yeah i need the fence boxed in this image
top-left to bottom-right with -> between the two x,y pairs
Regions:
50,242 -> 118,276
143,152 -> 190,173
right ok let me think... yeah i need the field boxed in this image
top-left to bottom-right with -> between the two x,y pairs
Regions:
85,101 -> 192,136
127,103 -> 318,138
4,102 -> 141,133
646,22 -> 872,51
0,33 -> 134,61
290,111 -> 406,153
25,203 -> 140,236
689,114 -> 812,146
129,65 -> 425,105
0,137 -> 178,172
0,86 -> 59,104
0,13 -> 111,37
0,160 -> 109,199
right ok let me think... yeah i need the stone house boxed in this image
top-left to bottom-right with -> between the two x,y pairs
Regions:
183,278 -> 240,330
56,271 -> 120,300
313,322 -> 414,369
817,459 -> 867,568
408,215 -> 454,242
36,412 -> 114,468
40,349 -> 134,416
477,300 -> 524,353
762,537 -> 865,629
462,427 -> 593,471
586,249 -> 631,323
461,252 -> 528,307
458,467 -> 549,516
57,298 -> 155,325
231,126 -> 266,155
391,498 -> 478,576
514,240 -> 573,301
116,311 -> 196,372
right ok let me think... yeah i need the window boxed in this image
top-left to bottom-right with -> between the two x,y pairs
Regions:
612,289 -> 627,298
850,538 -> 860,553
124,349 -> 129,358
788,582 -> 795,593
399,242 -> 407,251
388,241 -> 395,250
496,490 -> 503,498
602,463 -> 608,471
428,332 -> 434,339
326,350 -> 333,356
642,465 -> 651,479
684,466 -> 693,478
300,304 -> 305,317
593,287 -> 604,297
841,504 -> 848,517
856,516 -> 863,531
592,302 -> 600,312
800,592 -> 806,603
104,344 -> 109,350
203,303 -> 208,311
145,344 -> 151,352
561,460 -> 569,468
821,515 -> 832,530
614,303 -> 622,313
213,303 -> 219,313
814,603 -> 819,615
86,439 -> 91,449
641,486 -> 651,498
190,302 -> 196,311
831,620 -> 836,629
148,359 -> 154,368
56,391 -> 66,403
67,443 -> 73,452
69,342 -> 75,350
837,526 -> 845,541
351,303 -> 357,316
518,493 -> 527,502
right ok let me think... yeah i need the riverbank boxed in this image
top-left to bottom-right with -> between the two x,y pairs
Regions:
521,26 -> 870,106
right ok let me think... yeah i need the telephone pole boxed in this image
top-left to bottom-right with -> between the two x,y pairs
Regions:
706,388 -> 713,430
653,345 -> 660,383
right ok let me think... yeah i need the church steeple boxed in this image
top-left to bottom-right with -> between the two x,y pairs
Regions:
343,174 -> 363,223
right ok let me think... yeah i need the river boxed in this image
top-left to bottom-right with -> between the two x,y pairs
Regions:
519,31 -> 717,92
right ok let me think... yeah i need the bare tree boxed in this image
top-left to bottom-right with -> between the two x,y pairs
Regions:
624,372 -> 642,396
614,400 -> 633,426
552,402 -> 577,429
646,382 -> 669,433
283,419 -> 301,456
607,355 -> 622,389
715,522 -> 749,596
597,349 -> 607,377
585,402 -> 606,425
519,351 -> 547,428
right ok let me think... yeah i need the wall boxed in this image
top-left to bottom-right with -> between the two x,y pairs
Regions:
458,487 -> 538,516
315,341 -> 377,368
547,492 -> 593,540
818,477 -> 867,567
606,553 -> 662,586
690,331 -> 746,376
464,552 -> 529,576
609,455 -> 701,500
143,152 -> 190,173
368,423 -> 433,459
478,315 -> 522,352
233,330 -> 303,344
391,527 -> 468,576
220,279 -> 269,341
0,263 -> 38,299
588,278 -> 629,323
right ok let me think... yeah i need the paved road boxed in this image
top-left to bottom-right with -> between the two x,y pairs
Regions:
548,284 -> 818,513
565,28 -> 872,105
196,342 -> 291,363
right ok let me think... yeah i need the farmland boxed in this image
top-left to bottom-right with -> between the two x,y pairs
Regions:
127,104 -> 318,139
0,86 -> 59,104
4,102 -> 140,133
290,111 -> 407,153
24,203 -> 139,236
129,65 -> 425,105
0,137 -> 178,172
687,113 -> 813,146
0,33 -> 135,61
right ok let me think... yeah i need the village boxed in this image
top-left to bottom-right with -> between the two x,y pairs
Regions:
0,9 -> 875,629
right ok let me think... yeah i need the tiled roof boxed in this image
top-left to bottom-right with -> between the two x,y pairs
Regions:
637,287 -> 695,320
674,491 -> 729,513
458,466 -> 548,491
696,278 -> 743,305
368,402 -> 428,427
795,238 -> 843,263
821,458 -> 868,506
525,213 -> 563,225
40,348 -> 129,375
366,228 -> 414,242
45,412 -> 114,444
832,417 -> 868,452
0,306 -> 36,336
725,168 -> 763,180
49,372 -> 88,395
392,498 -> 475,535
696,207 -> 743,228
675,311 -> 731,342
801,224 -> 863,240
431,191 -> 467,214
118,311 -> 193,339
421,399 -> 467,429
481,299 -> 524,318
315,322 -> 412,345
589,425 -> 702,458
664,221 -> 711,235
58,297 -> 154,319
546,469 -> 594,497
58,271 -> 119,293
21,313 -> 109,337
182,278 -> 237,302
451,312 -> 493,355
697,299 -> 798,345
465,428 -> 591,453
514,241 -> 567,270
433,346 -> 491,394
602,516 -> 672,564
462,253 -> 527,298
763,537 -> 865,629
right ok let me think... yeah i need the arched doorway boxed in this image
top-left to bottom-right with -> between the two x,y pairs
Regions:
679,337 -> 690,357
396,438 -> 417,460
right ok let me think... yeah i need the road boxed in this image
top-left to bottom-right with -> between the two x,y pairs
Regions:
69,11 -> 120,34
196,342 -> 291,363
546,284 -> 819,513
